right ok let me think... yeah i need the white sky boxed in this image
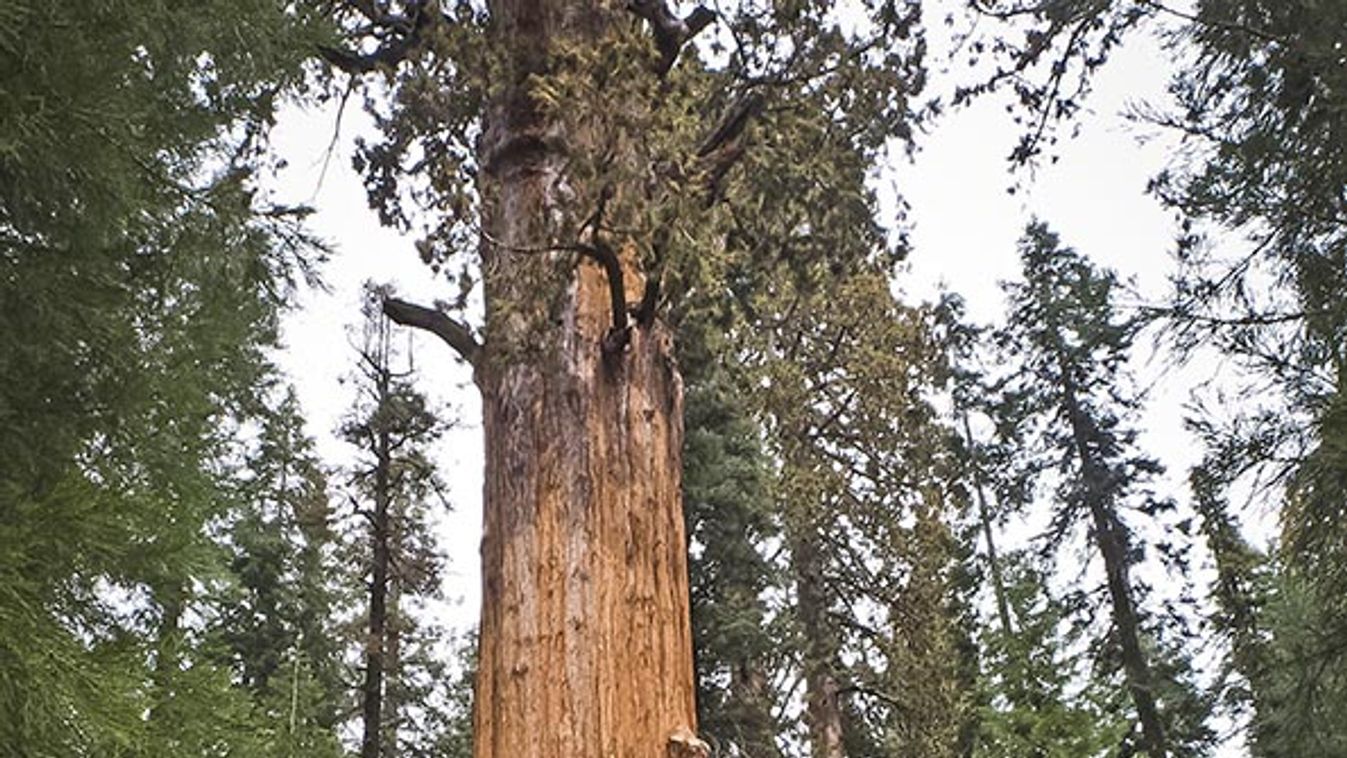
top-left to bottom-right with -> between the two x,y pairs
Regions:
268,9 -> 1245,754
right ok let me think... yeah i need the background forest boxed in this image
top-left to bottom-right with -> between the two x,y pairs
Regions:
1,0 -> 1344,756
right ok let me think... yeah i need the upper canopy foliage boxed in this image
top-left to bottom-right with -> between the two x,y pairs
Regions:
325,0 -> 929,340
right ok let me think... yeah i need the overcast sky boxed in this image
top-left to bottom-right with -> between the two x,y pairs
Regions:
267,10 -> 1243,753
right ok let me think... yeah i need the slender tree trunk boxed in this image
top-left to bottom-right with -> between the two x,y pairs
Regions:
959,413 -> 1013,638
383,584 -> 402,757
361,365 -> 391,758
464,2 -> 700,756
789,523 -> 846,758
1059,365 -> 1167,757
727,653 -> 781,757
1087,502 -> 1166,756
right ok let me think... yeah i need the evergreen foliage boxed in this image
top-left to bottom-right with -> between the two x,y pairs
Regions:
682,321 -> 784,757
5,1 -> 1347,756
341,287 -> 457,757
0,1 -> 331,752
966,1 -> 1347,752
989,222 -> 1211,757
222,387 -> 348,756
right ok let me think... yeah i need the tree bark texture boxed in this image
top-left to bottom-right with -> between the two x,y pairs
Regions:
467,2 -> 699,756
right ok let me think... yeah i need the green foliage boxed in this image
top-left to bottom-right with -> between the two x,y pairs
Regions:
990,222 -> 1212,756
341,288 -> 458,756
970,555 -> 1131,758
745,271 -> 969,756
220,388 -> 348,756
1253,566 -> 1347,757
1165,4 -> 1347,751
436,632 -> 477,758
683,342 -> 785,757
0,0 -> 334,752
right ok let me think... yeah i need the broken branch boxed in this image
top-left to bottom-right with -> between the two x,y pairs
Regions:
627,0 -> 715,75
382,297 -> 482,367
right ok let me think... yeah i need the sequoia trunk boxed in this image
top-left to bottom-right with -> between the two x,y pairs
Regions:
474,318 -> 695,757
468,1 -> 699,756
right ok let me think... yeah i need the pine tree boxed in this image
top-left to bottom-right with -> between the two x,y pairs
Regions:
1159,5 -> 1347,751
0,2 -> 327,751
681,311 -> 784,757
942,296 -> 1129,757
221,387 -> 347,756
960,1 -> 1347,752
342,286 -> 455,757
993,221 -> 1211,757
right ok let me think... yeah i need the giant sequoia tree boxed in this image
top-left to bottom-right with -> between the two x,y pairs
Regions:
321,0 -> 925,754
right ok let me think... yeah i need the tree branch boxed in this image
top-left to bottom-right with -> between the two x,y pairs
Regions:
382,297 -> 482,367
627,0 -> 715,75
696,91 -> 764,157
320,0 -> 437,75
575,241 -> 632,353
697,90 -> 764,206
836,684 -> 907,713
478,206 -> 633,353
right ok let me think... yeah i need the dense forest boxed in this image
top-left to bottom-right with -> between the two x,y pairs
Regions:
2,0 -> 1344,756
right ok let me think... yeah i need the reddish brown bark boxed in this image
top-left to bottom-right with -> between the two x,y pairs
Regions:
376,1 -> 704,752
474,300 -> 696,756
466,2 -> 700,756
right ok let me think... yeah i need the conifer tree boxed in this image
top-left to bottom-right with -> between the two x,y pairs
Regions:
942,297 -> 1129,757
994,222 -> 1210,757
342,287 -> 455,757
681,311 -> 784,757
222,387 -> 347,756
962,2 -> 1347,751
750,272 -> 967,756
320,1 -> 928,753
0,2 -> 326,751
